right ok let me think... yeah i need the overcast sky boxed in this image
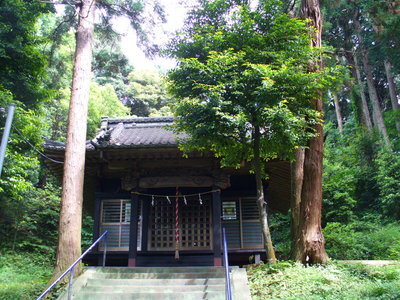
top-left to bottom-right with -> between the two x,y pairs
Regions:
115,1 -> 189,73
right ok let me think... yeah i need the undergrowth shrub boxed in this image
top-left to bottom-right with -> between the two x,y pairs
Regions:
247,261 -> 400,300
0,252 -> 53,300
323,221 -> 400,260
267,213 -> 399,260
81,215 -> 94,250
269,213 -> 291,259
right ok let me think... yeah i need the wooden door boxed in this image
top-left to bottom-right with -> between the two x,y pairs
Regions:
148,196 -> 212,251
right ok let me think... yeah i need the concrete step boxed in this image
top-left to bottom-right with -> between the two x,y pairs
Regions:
58,266 -> 242,300
88,271 -> 225,279
86,278 -> 225,286
74,291 -> 225,300
82,284 -> 225,293
93,267 -> 225,274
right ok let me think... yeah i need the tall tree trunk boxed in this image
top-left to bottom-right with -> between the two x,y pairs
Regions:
354,18 -> 391,148
384,59 -> 400,136
290,148 -> 304,260
360,47 -> 391,148
286,0 -> 298,17
370,0 -> 400,137
385,60 -> 400,110
353,53 -> 373,131
331,91 -> 343,133
51,0 -> 96,281
253,126 -> 277,264
297,0 -> 329,264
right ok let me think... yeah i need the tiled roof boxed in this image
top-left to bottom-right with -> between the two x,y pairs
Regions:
43,140 -> 66,151
44,117 -> 184,151
94,116 -> 184,149
43,139 -> 95,151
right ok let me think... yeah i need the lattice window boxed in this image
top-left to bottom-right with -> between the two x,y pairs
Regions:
99,199 -> 142,251
180,197 -> 211,249
241,198 -> 263,248
149,198 -> 174,249
149,196 -> 212,251
222,197 -> 263,249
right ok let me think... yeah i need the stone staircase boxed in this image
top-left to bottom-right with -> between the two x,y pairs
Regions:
58,266 -> 251,300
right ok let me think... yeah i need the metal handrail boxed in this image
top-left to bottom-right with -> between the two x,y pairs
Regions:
222,227 -> 232,300
37,231 -> 108,300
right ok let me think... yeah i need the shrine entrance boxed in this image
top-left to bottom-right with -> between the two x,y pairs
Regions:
149,195 -> 212,251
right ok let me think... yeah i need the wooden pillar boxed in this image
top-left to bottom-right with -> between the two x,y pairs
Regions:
93,194 -> 102,266
212,186 -> 222,266
128,190 -> 139,266
141,196 -> 150,252
93,194 -> 101,243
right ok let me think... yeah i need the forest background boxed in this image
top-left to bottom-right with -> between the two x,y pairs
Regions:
0,0 -> 399,298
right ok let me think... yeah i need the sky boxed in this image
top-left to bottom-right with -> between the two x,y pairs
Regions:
55,1 -> 189,73
114,1 -> 189,73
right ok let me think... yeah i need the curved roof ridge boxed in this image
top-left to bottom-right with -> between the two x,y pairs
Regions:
107,116 -> 174,124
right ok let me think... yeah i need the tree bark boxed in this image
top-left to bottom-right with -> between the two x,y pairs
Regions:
331,91 -> 343,134
360,47 -> 391,148
353,53 -> 373,131
385,60 -> 400,110
253,126 -> 277,264
384,59 -> 400,136
290,148 -> 304,260
370,1 -> 400,137
297,0 -> 329,264
354,18 -> 391,148
286,0 -> 298,17
51,0 -> 96,281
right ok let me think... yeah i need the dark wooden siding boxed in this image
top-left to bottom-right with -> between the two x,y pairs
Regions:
224,222 -> 241,248
222,197 -> 263,249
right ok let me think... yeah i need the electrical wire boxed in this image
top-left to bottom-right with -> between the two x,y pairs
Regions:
12,125 -> 64,165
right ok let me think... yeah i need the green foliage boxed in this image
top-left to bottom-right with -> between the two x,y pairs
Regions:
366,1 -> 400,71
10,181 -> 61,254
126,70 -> 171,117
0,91 -> 48,245
323,220 -> 400,260
322,120 -> 400,260
92,43 -> 134,101
81,215 -> 94,250
384,109 -> 400,150
87,83 -> 130,138
247,261 -> 400,299
269,213 -> 291,258
323,122 -> 359,222
93,46 -> 133,84
321,120 -> 400,222
168,1 -> 341,172
48,82 -> 130,140
374,148 -> 400,219
0,0 -> 53,108
42,28 -> 75,92
0,2 -> 63,255
40,27 -> 134,140
0,252 -> 53,300
323,222 -> 369,260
